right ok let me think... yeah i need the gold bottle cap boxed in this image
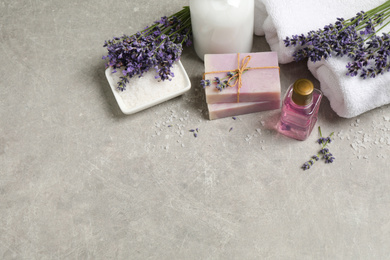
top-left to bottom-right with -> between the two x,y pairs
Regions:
292,79 -> 314,106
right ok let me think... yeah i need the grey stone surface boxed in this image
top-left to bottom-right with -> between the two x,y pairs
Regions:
1,0 -> 390,259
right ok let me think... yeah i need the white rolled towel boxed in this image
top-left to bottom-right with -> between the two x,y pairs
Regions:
254,0 -> 390,118
309,57 -> 390,118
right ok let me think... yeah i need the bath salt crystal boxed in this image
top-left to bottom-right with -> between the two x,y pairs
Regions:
106,62 -> 191,114
351,143 -> 358,151
116,64 -> 187,109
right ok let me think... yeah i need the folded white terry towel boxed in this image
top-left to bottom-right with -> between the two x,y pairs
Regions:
254,0 -> 390,118
309,57 -> 390,118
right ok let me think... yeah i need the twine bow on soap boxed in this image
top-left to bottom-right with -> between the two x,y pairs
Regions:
203,53 -> 280,102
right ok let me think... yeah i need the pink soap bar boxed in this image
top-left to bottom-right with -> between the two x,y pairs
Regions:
207,100 -> 280,120
204,52 -> 281,104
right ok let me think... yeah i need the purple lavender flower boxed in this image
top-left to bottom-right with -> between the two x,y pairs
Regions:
320,148 -> 329,154
317,137 -> 327,144
302,161 -> 312,170
312,155 -> 320,161
200,70 -> 244,91
103,6 -> 192,91
200,79 -> 211,88
284,2 -> 390,79
324,153 -> 335,163
302,127 -> 335,170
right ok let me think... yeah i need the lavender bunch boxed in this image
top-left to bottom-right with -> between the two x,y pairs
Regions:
302,127 -> 335,170
103,6 -> 192,91
284,1 -> 390,79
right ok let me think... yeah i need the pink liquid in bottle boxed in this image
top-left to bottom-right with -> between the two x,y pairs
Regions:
278,79 -> 322,141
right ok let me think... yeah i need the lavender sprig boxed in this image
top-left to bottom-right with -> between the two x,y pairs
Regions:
302,127 -> 335,170
103,6 -> 192,91
284,1 -> 390,79
200,71 -> 246,91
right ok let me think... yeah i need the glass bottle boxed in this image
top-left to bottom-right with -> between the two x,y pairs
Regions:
278,79 -> 323,141
189,0 -> 254,61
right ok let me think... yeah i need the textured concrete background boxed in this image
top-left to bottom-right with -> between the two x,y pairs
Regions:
1,0 -> 390,259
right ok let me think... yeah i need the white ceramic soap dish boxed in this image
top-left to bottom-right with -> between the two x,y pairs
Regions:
105,61 -> 191,115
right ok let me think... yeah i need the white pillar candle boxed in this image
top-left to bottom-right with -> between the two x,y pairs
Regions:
190,0 -> 254,61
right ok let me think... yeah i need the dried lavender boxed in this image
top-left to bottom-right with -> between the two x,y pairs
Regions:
284,1 -> 390,79
189,128 -> 199,138
200,71 -> 245,91
302,127 -> 335,170
103,6 -> 192,91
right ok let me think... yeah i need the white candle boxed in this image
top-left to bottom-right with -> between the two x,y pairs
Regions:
190,0 -> 254,60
